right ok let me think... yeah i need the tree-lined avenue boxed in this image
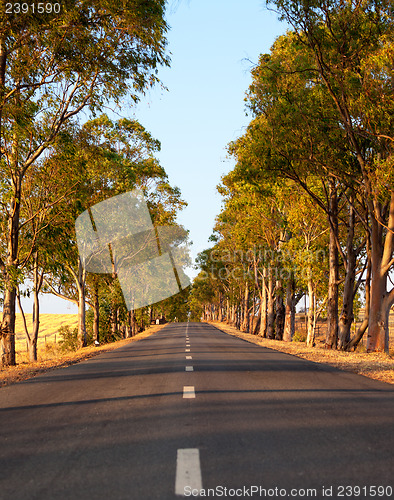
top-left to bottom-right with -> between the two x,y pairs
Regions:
0,322 -> 393,499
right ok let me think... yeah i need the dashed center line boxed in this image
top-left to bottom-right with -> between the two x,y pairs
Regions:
178,324 -> 200,496
175,448 -> 202,495
183,386 -> 195,398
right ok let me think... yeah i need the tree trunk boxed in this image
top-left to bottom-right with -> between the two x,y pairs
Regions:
1,173 -> 22,366
77,258 -> 87,348
306,278 -> 315,347
131,310 -> 137,336
266,272 -> 275,339
28,283 -> 40,362
1,288 -> 17,366
218,293 -> 223,322
111,307 -> 118,337
28,252 -> 43,361
346,241 -> 371,351
338,204 -> 356,349
283,276 -> 295,342
325,178 -> 339,349
259,274 -> 267,337
275,281 -> 285,340
366,192 -> 394,352
241,283 -> 250,332
93,280 -> 100,344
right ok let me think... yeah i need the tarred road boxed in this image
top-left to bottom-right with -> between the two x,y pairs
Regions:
0,322 -> 393,500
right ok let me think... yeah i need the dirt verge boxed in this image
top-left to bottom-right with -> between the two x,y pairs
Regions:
209,321 -> 394,385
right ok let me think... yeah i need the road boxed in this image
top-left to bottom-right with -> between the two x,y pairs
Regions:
0,322 -> 393,500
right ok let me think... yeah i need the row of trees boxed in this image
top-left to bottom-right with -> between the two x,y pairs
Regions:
191,0 -> 394,353
0,1 -> 189,366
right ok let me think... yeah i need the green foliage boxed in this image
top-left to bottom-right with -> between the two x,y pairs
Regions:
0,0 -> 171,365
58,326 -> 80,352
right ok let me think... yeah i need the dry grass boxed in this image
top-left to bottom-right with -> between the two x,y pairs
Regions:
209,321 -> 394,385
15,313 -> 79,354
0,323 -> 166,388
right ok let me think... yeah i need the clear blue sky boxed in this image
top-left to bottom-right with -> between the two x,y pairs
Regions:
134,0 -> 286,266
28,0 -> 287,314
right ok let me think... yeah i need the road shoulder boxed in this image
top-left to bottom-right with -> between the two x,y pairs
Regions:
208,321 -> 394,385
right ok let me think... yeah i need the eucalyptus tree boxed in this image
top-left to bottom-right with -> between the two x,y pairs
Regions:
231,27 -> 375,349
246,36 -> 348,349
267,0 -> 394,352
0,0 -> 169,365
42,115 -> 186,349
14,144 -> 79,361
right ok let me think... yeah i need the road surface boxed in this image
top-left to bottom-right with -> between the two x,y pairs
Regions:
0,322 -> 393,499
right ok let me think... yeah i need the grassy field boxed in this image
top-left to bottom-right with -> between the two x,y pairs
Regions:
1,323 -> 166,387
15,313 -> 79,355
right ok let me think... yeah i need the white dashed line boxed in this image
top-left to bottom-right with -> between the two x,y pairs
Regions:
185,366 -> 194,372
183,386 -> 195,398
175,448 -> 202,495
185,348 -> 190,352
186,355 -> 192,360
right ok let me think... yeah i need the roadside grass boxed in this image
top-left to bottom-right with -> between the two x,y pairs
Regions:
209,321 -> 394,385
1,322 -> 166,388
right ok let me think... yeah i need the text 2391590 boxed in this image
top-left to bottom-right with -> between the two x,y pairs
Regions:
5,3 -> 61,14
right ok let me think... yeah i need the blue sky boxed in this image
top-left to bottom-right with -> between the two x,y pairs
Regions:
134,0 -> 286,266
30,0 -> 287,313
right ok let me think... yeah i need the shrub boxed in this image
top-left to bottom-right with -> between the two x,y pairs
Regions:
293,331 -> 307,343
58,325 -> 79,352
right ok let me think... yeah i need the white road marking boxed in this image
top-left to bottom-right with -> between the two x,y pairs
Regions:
186,355 -> 192,360
183,386 -> 195,398
175,448 -> 202,495
185,366 -> 194,372
185,348 -> 190,352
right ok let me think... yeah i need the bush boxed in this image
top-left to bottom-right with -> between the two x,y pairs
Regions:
58,325 -> 79,352
293,331 -> 307,343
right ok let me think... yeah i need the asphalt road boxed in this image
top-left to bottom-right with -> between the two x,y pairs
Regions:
1,322 -> 394,500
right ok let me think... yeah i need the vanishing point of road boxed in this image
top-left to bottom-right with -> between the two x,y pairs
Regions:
1,322 -> 393,500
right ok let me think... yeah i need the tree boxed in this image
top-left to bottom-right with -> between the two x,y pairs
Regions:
0,0 -> 169,365
42,115 -> 186,350
267,0 -> 394,352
